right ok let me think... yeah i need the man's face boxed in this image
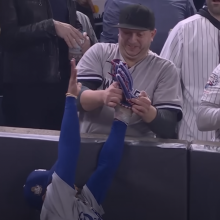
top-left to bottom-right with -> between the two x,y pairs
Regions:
207,0 -> 220,16
118,28 -> 156,62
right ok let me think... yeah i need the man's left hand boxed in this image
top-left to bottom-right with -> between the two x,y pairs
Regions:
131,91 -> 157,123
81,32 -> 91,54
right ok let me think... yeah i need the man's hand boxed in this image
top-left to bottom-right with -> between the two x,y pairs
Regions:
102,82 -> 123,108
67,59 -> 82,97
81,32 -> 91,54
131,91 -> 157,123
53,20 -> 84,48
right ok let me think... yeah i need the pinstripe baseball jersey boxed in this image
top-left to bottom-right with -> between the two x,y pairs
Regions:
198,64 -> 220,142
160,14 -> 218,141
77,43 -> 182,137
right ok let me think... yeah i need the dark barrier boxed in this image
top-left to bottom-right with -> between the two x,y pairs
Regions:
0,42 -> 3,125
101,139 -> 188,220
0,96 -> 4,125
189,141 -> 220,220
0,132 -> 188,220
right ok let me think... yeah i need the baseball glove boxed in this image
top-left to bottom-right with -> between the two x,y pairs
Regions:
107,59 -> 138,108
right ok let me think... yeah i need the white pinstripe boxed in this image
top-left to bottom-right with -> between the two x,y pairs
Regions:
161,14 -> 218,141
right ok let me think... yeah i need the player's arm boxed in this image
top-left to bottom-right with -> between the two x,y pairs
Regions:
86,105 -> 131,205
197,67 -> 220,131
55,59 -> 82,188
160,22 -> 183,76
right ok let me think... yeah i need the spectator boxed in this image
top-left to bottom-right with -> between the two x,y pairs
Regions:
197,64 -> 220,141
160,0 -> 220,141
100,0 -> 196,55
0,0 -> 93,130
76,0 -> 95,29
77,5 -> 183,139
77,11 -> 98,44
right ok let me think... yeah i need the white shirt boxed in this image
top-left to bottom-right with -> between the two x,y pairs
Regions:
161,14 -> 218,141
198,64 -> 220,142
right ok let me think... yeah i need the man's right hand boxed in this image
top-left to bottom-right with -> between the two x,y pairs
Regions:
102,82 -> 123,107
53,20 -> 84,48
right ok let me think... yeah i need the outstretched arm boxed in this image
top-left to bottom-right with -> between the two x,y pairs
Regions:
55,59 -> 82,188
86,105 -> 132,204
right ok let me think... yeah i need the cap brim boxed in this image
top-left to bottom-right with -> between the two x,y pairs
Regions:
112,24 -> 150,31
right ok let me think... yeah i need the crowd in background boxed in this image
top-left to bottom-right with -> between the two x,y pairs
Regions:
3,0 -> 220,144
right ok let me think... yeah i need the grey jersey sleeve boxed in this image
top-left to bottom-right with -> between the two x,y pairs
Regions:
76,11 -> 98,45
197,64 -> 220,131
77,43 -> 104,85
152,61 -> 183,115
197,102 -> 220,131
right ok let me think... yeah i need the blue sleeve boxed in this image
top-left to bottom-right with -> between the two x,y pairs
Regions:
55,96 -> 81,188
86,120 -> 127,204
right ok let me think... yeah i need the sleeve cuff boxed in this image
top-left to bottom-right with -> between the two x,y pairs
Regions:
46,19 -> 57,36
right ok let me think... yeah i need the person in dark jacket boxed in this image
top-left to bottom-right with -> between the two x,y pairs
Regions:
76,0 -> 95,29
0,0 -> 92,130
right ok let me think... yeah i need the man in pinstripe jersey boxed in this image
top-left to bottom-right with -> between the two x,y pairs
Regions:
197,64 -> 220,141
160,0 -> 220,141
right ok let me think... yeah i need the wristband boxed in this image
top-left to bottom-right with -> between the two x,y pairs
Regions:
66,93 -> 77,99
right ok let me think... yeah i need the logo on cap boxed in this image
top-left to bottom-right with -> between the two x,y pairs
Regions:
31,185 -> 42,195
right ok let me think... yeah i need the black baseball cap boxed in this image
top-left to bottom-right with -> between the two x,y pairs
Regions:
113,4 -> 155,31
